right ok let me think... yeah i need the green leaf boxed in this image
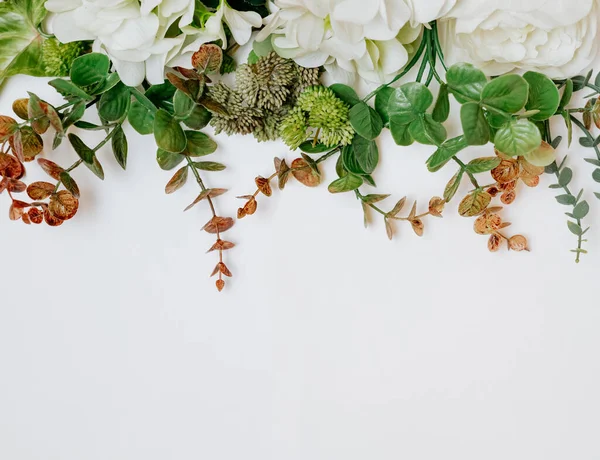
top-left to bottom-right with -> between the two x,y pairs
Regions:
432,84 -> 450,122
59,171 -> 80,198
559,167 -> 573,187
157,148 -> 184,170
374,86 -> 395,125
184,131 -> 216,156
128,99 -> 156,135
328,173 -> 363,193
352,135 -> 379,174
444,170 -> 464,202
459,189 -> 492,217
174,90 -> 195,118
299,141 -> 333,154
466,157 -> 501,174
446,63 -> 487,103
558,79 -> 573,110
389,116 -> 413,146
494,119 -> 541,156
68,133 -> 95,164
330,84 -> 360,106
0,0 -> 48,84
556,194 -> 576,205
98,82 -> 131,122
388,82 -> 433,124
349,102 -> 383,140
70,53 -> 110,88
48,79 -> 93,101
525,141 -> 556,167
192,161 -> 226,171
426,136 -> 468,172
154,109 -> 186,153
592,168 -> 600,183
573,200 -> 590,219
182,104 -> 211,130
84,156 -> 105,181
523,71 -> 560,121
111,126 -> 128,170
567,221 -> 583,236
409,114 -> 447,146
481,74 -> 529,113
460,102 -> 490,145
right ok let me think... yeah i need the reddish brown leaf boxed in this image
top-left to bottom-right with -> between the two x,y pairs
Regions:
488,234 -> 502,252
255,176 -> 272,197
27,181 -> 55,200
491,160 -> 519,184
501,191 -> 516,205
215,279 -> 225,292
28,207 -> 43,224
37,158 -> 64,180
203,216 -> 234,234
509,235 -> 529,252
6,179 -> 26,193
411,219 -> 424,237
428,197 -> 445,217
291,158 -> 320,187
207,239 -> 235,253
165,166 -> 188,194
43,207 -> 63,226
0,153 -> 24,179
192,44 -> 223,74
10,127 -> 43,161
0,115 -> 18,142
49,190 -> 79,220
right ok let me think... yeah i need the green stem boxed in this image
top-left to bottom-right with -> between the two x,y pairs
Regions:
186,156 -> 217,216
93,125 -> 121,153
453,157 -> 479,188
431,21 -> 448,71
315,148 -> 340,164
570,115 -> 600,160
54,159 -> 83,192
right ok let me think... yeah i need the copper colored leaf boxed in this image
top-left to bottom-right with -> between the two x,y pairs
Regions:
520,174 -> 540,187
7,179 -> 26,193
388,196 -> 407,217
501,191 -> 516,205
192,44 -> 223,74
184,189 -> 210,211
43,207 -> 63,227
509,235 -> 529,251
255,176 -> 272,197
10,130 -> 24,162
37,158 -> 64,180
491,159 -> 519,184
216,279 -> 225,292
488,234 -> 502,252
474,215 -> 489,235
165,166 -> 188,194
172,66 -> 201,80
0,177 -> 7,193
203,216 -> 234,234
60,172 -> 80,198
198,96 -> 229,116
428,197 -> 445,217
275,157 -> 291,190
458,190 -> 492,217
411,219 -> 424,236
12,99 -> 29,120
0,115 -> 18,142
237,207 -> 246,219
9,200 -> 28,220
10,127 -> 43,161
291,158 -> 321,187
242,197 -> 257,216
207,239 -> 235,253
211,262 -> 232,277
49,190 -> 79,220
21,212 -> 31,225
28,207 -> 43,224
0,153 -> 24,179
27,181 -> 54,200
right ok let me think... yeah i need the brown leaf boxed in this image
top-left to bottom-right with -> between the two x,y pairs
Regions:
37,158 -> 64,180
428,197 -> 445,217
7,179 -> 26,193
203,216 -> 234,234
49,190 -> 79,220
211,262 -> 232,277
192,44 -> 223,74
172,66 -> 200,80
27,181 -> 55,200
21,212 -> 31,225
28,207 -> 43,224
9,200 -> 29,220
501,191 -> 516,205
486,186 -> 500,197
10,130 -> 24,162
474,215 -> 490,235
509,235 -> 529,252
255,176 -> 272,197
411,219 -> 424,236
207,239 -> 235,253
385,217 -> 393,240
291,158 -> 320,187
43,207 -> 63,226
12,99 -> 29,120
275,157 -> 291,190
519,156 -> 545,176
408,201 -> 417,220
520,174 -> 540,188
216,279 -> 225,292
488,234 -> 502,252
165,166 -> 188,194
491,159 -> 519,184
388,196 -> 407,217
0,115 -> 18,142
12,127 -> 43,161
0,152 -> 23,179
242,197 -> 257,216
237,207 -> 246,219
458,190 -> 492,217
0,177 -> 7,193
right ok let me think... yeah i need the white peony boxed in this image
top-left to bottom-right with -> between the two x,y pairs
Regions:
257,0 -> 422,85
45,0 -> 261,86
438,0 -> 600,78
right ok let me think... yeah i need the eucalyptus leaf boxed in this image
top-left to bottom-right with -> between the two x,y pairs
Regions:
494,119 -> 541,156
426,136 -> 468,172
460,102 -> 490,145
523,71 -> 560,121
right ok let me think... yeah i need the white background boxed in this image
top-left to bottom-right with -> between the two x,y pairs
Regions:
1,71 -> 599,460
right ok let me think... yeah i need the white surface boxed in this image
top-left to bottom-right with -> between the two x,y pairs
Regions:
1,75 -> 599,460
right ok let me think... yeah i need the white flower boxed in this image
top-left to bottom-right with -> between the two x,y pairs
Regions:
438,0 -> 600,78
259,0 -> 422,85
45,0 -> 261,86
405,0 -> 457,25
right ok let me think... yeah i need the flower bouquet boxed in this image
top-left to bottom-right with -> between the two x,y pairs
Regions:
1,0 -> 600,291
